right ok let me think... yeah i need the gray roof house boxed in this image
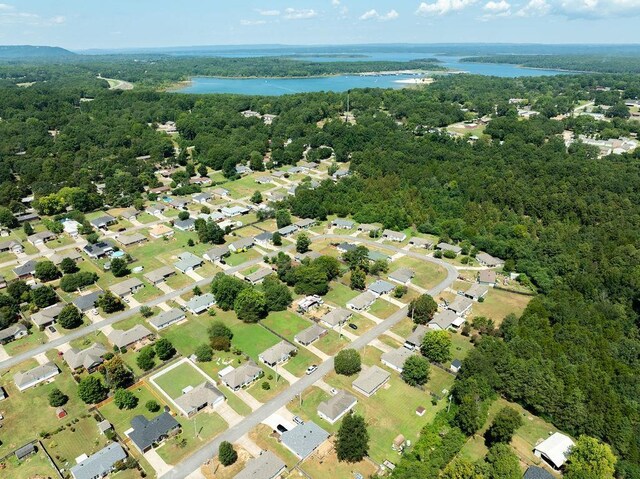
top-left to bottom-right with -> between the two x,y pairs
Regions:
212,187 -> 230,198
192,192 -> 212,204
259,340 -> 297,367
476,252 -> 504,268
332,218 -> 355,229
203,245 -> 229,262
336,242 -> 357,254
149,308 -> 186,331
277,224 -> 298,237
317,390 -> 357,425
254,232 -> 273,247
174,218 -> 196,231
382,229 -> 407,242
245,267 -> 273,285
83,241 -> 114,259
523,466 -> 554,479
281,422 -> 330,459
368,279 -> 395,297
381,347 -> 414,373
229,237 -> 254,252
347,291 -> 376,311
63,343 -> 108,372
408,237 -> 433,249
174,381 -> 225,417
388,268 -> 415,285
116,232 -> 147,247
144,266 -> 176,285
0,323 -> 28,344
27,230 -> 57,245
107,325 -> 152,349
404,325 -> 428,351
90,214 -> 117,230
14,362 -> 60,391
110,278 -> 144,298
15,443 -> 36,460
294,324 -> 327,346
221,205 -> 250,217
174,252 -> 203,273
70,442 -> 127,479
294,218 -> 315,229
464,284 -> 489,301
478,270 -> 497,286
428,310 -> 464,331
127,413 -> 180,453
234,451 -> 286,479
352,365 -> 391,397
72,290 -> 102,312
436,242 -> 462,255
447,296 -> 473,316
321,308 -> 352,329
219,361 -> 263,390
119,207 -> 139,220
13,260 -> 37,279
31,302 -> 64,328
358,223 -> 379,233
0,239 -> 23,254
185,293 -> 216,314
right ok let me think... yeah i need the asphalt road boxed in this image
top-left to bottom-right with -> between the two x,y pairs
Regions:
160,237 -> 457,479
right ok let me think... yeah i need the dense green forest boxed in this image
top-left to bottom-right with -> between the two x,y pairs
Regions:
1,59 -> 640,476
462,54 -> 640,74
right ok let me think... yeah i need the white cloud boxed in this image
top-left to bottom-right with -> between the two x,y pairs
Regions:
416,0 -> 477,15
257,9 -> 280,16
516,0 -> 551,16
556,0 -> 640,18
50,15 -> 66,24
0,3 -> 14,10
359,9 -> 400,20
283,8 -> 318,19
484,0 -> 511,12
0,4 -> 65,26
332,0 -> 341,5
240,19 -> 267,26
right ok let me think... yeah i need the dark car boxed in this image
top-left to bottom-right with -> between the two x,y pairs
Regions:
276,424 -> 288,433
348,323 -> 358,330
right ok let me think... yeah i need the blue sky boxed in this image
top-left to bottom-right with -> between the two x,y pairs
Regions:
1,0 -> 639,50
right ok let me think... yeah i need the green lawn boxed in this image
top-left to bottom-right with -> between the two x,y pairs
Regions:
157,412 -> 228,465
223,175 -> 274,199
284,348 -> 321,377
224,249 -> 261,267
43,416 -> 109,470
324,282 -> 359,308
247,370 -> 289,403
450,332 -> 474,362
99,381 -> 168,435
369,299 -> 399,319
2,451 -> 60,479
261,310 -> 312,342
391,317 -> 415,338
153,362 -> 209,399
3,329 -> 47,356
287,386 -> 338,432
160,313 -> 210,357
390,256 -> 448,291
471,289 -> 533,326
314,330 -> 350,356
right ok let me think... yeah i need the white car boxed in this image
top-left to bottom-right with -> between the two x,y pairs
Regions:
305,365 -> 317,375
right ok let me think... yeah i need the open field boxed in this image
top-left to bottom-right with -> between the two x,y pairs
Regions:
157,412 -> 227,465
99,381 -> 167,435
153,361 -> 208,399
369,298 -> 398,319
3,329 -> 47,356
2,450 -> 60,479
261,310 -> 311,342
471,288 -> 533,325
324,282 -> 359,307
301,446 -> 379,479
284,347 -> 321,377
43,416 -> 109,470
390,255 -> 448,291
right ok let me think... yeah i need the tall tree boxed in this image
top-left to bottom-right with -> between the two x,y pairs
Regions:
336,414 -> 369,463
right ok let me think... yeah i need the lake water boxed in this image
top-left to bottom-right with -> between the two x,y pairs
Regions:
175,51 -> 568,96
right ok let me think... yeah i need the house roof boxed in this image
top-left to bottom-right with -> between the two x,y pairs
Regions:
254,232 -> 273,243
13,260 -> 37,277
478,270 -> 497,283
295,324 -> 326,345
50,250 -> 82,265
281,421 -> 330,459
144,266 -> 175,284
128,413 -> 180,452
465,284 -> 489,299
0,239 -> 22,250
234,451 -> 286,479
174,381 -> 224,415
437,242 -> 462,254
14,362 -> 59,389
120,207 -> 138,218
107,325 -> 152,349
332,218 -> 354,228
321,308 -> 352,327
294,218 -> 315,228
381,347 -> 414,371
409,237 -> 433,247
185,293 -> 216,313
317,390 -> 357,423
220,361 -> 262,389
31,303 -> 64,326
204,245 -> 229,260
175,252 -> 203,272
63,343 -> 108,370
388,268 -> 414,284
448,296 -> 473,314
83,241 -> 114,258
69,442 -> 127,479
149,308 -> 185,330
259,340 -> 297,364
523,466 -> 555,479
116,233 -> 146,246
533,432 -> 574,469
277,225 -> 298,236
382,229 -> 406,240
352,365 -> 391,395
0,323 -> 27,342
347,291 -> 376,310
245,268 -> 272,284
90,214 -> 116,228
28,230 -> 56,242
368,279 -> 395,296
111,278 -> 143,297
476,252 -> 504,267
429,310 -> 461,330
174,218 -> 196,230
358,223 -> 379,232
230,237 -> 254,250
337,242 -> 357,252
406,325 -> 428,346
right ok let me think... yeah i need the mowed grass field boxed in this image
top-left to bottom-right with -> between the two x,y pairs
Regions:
390,255 -> 448,291
471,288 -> 533,326
261,310 -> 312,342
153,361 -> 209,399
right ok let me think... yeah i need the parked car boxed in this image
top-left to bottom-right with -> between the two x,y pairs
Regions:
348,323 -> 358,330
305,365 -> 318,375
276,424 -> 288,433
293,416 -> 304,426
